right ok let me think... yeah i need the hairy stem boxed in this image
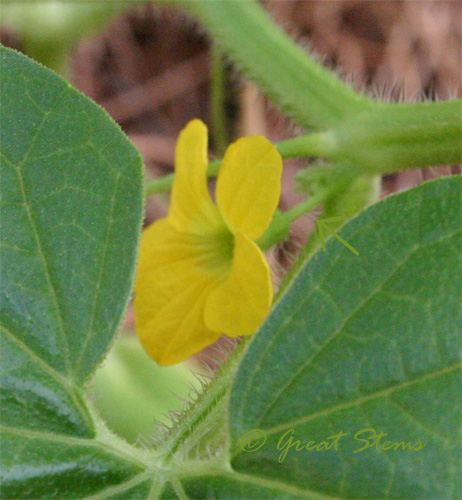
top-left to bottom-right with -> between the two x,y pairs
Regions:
329,100 -> 462,173
182,0 -> 370,130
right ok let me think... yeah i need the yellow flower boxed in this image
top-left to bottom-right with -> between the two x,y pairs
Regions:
134,119 -> 282,365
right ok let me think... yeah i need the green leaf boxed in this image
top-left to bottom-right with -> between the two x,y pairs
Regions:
0,46 -> 146,498
224,176 -> 461,499
160,475 -> 309,499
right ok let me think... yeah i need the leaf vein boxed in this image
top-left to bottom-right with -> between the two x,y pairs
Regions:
259,362 -> 460,437
256,228 -> 460,427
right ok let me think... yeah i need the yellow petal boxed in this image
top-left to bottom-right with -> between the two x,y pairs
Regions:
134,218 -> 228,365
215,136 -> 282,240
204,232 -> 273,337
137,276 -> 220,366
169,119 -> 223,233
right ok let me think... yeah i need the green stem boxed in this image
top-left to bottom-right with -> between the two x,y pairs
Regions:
145,173 -> 176,197
145,99 -> 460,198
330,100 -> 462,173
284,190 -> 328,224
182,0 -> 370,130
145,133 -> 331,197
256,189 -> 329,252
276,133 -> 332,158
210,44 -> 229,156
157,336 -> 253,464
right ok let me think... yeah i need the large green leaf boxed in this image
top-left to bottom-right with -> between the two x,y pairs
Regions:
0,46 -> 146,498
223,176 -> 461,499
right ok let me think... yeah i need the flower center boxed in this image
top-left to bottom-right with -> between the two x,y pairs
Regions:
189,226 -> 234,278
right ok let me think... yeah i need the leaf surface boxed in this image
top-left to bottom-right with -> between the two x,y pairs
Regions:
0,46 -> 145,498
224,176 -> 461,499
